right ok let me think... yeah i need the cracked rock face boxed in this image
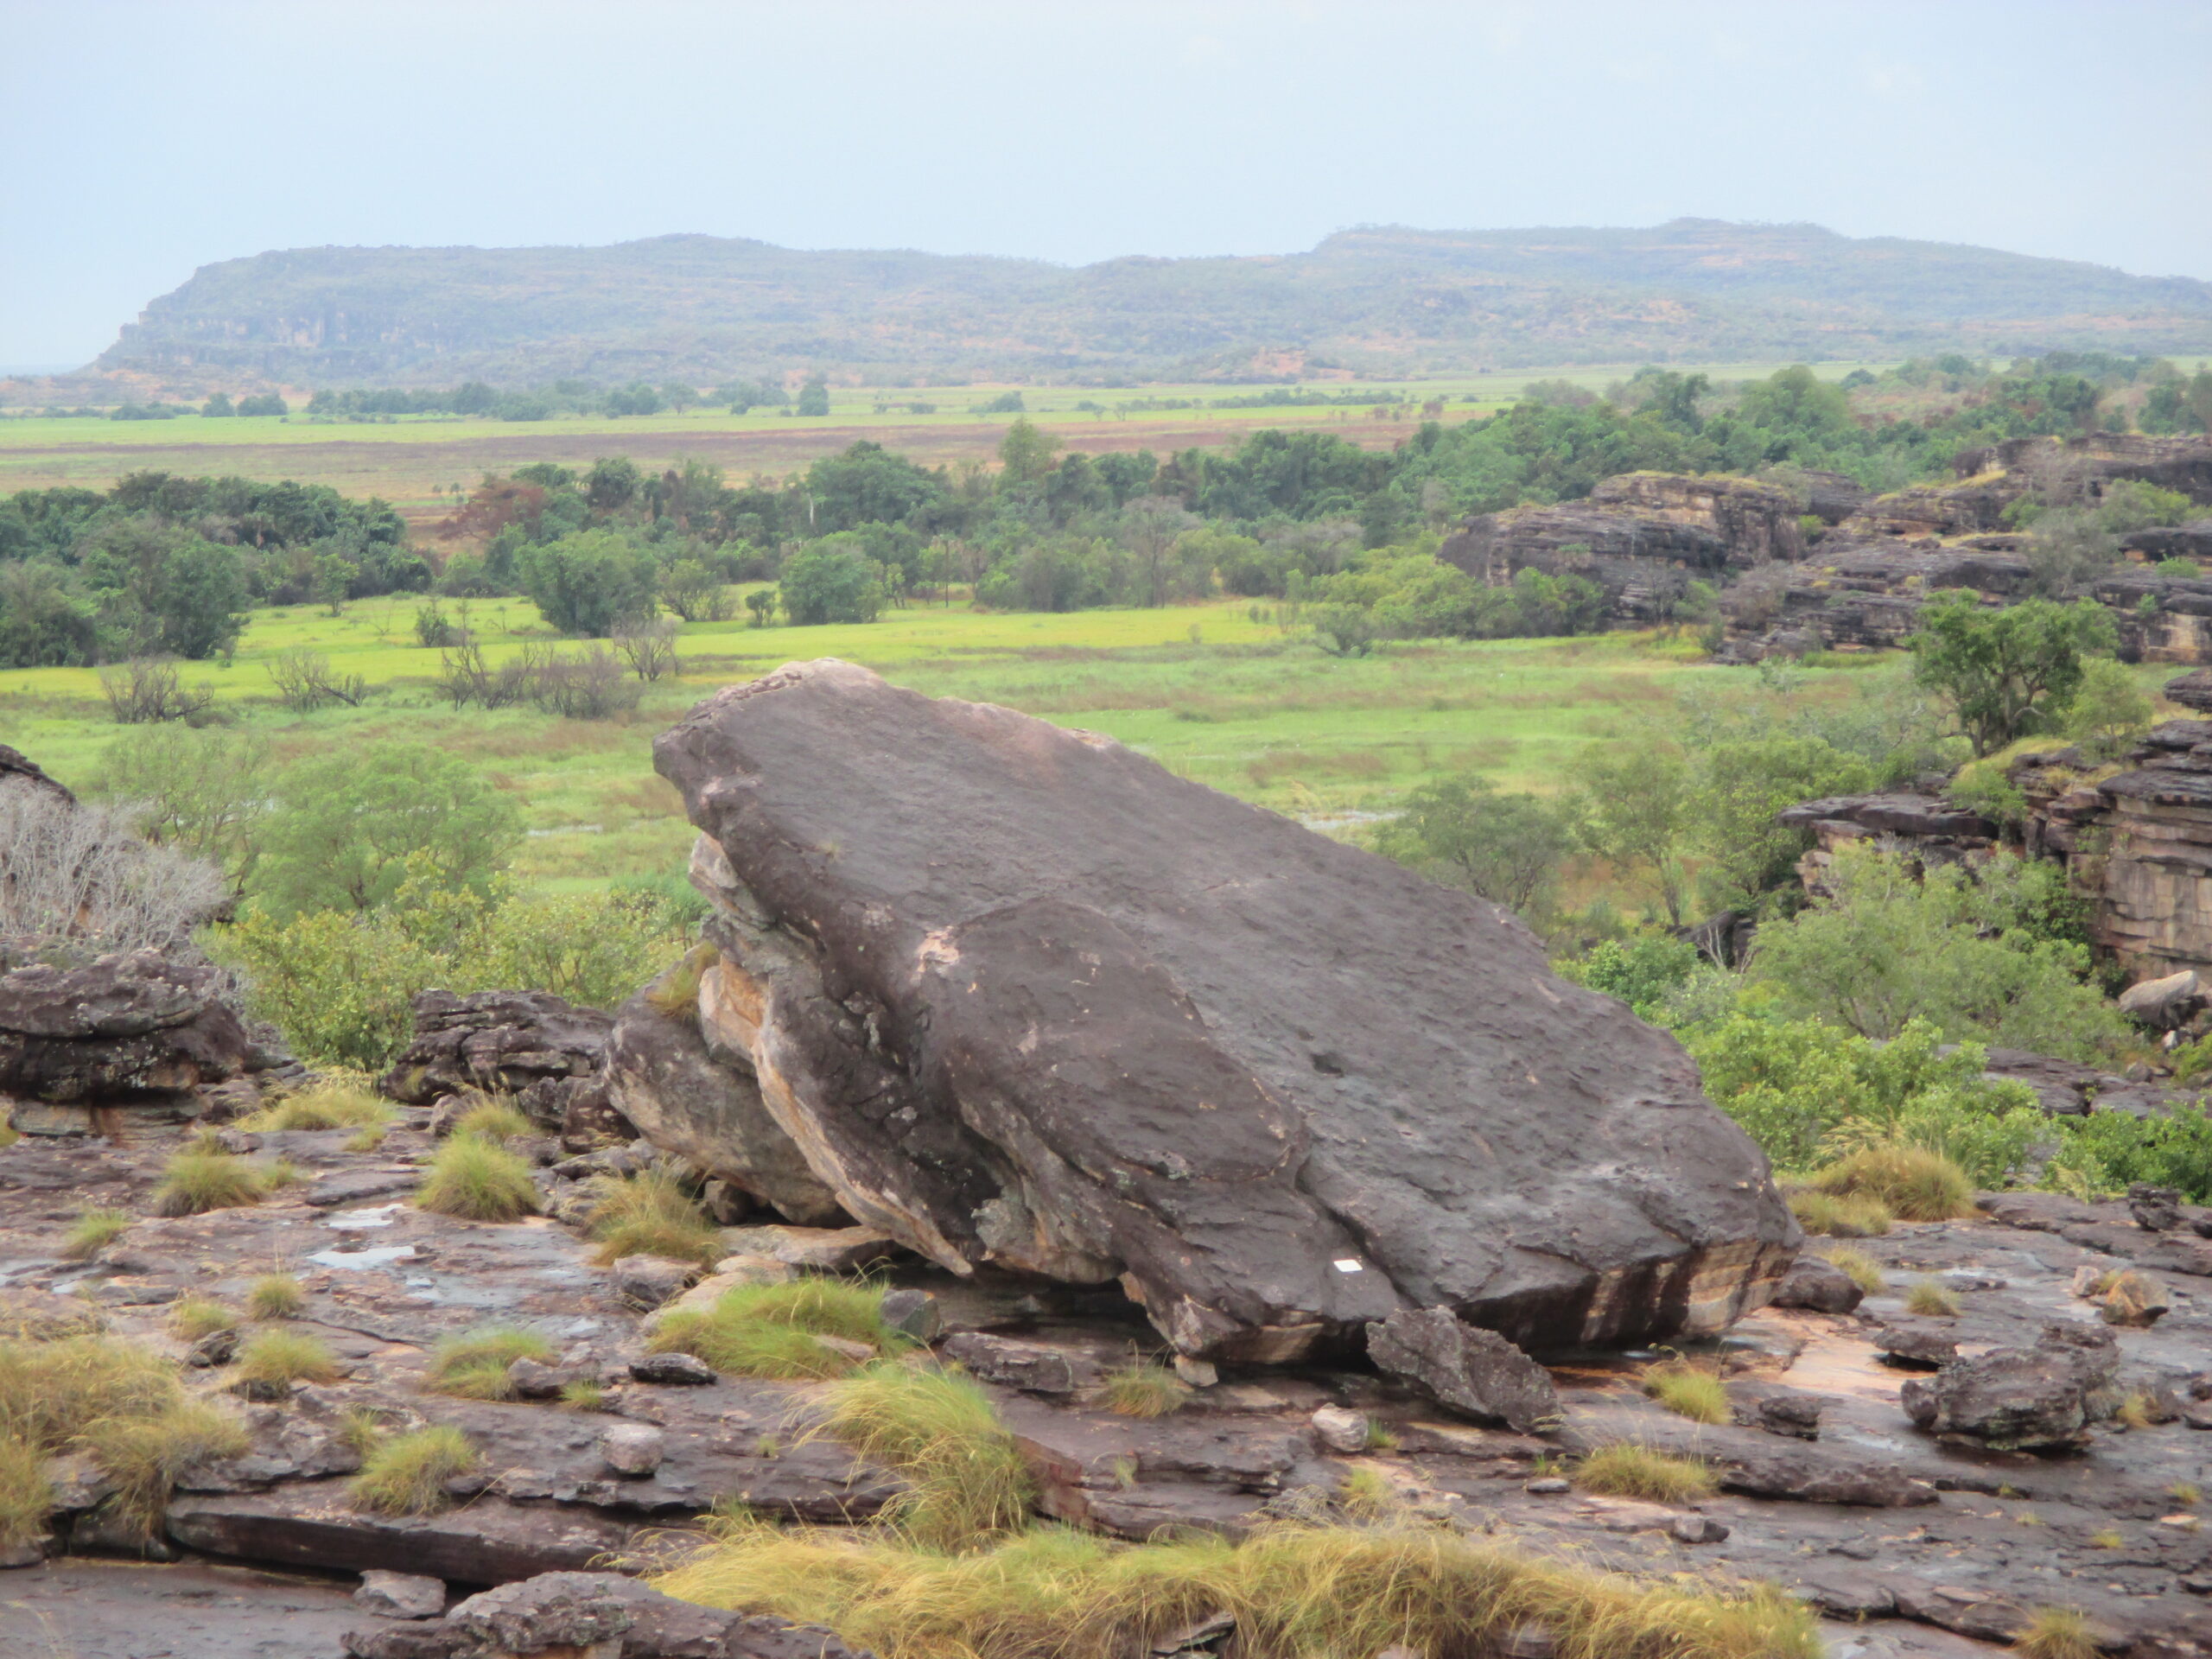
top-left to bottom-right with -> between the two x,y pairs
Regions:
645,660 -> 1797,1360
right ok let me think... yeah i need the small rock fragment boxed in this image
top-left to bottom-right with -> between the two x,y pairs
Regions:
610,1254 -> 696,1311
628,1351 -> 715,1385
1769,1255 -> 1863,1313
1524,1477 -> 1569,1494
505,1357 -> 582,1400
1309,1407 -> 1370,1455
1366,1307 -> 1560,1434
1172,1356 -> 1217,1389
355,1571 -> 446,1620
598,1422 -> 666,1477
187,1326 -> 240,1368
1900,1321 -> 2119,1451
718,1224 -> 900,1274
878,1287 -> 940,1342
1669,1515 -> 1730,1544
939,1331 -> 1094,1394
2128,1184 -> 2184,1231
2099,1270 -> 2170,1327
1873,1322 -> 1958,1369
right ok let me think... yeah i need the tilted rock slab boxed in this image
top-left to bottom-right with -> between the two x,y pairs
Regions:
648,660 -> 1796,1359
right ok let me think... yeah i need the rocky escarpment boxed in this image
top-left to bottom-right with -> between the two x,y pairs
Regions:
1441,471 -> 1808,625
632,660 -> 1797,1361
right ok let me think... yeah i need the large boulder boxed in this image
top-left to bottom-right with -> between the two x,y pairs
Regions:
381,989 -> 612,1116
0,947 -> 253,1108
645,660 -> 1797,1360
1899,1321 -> 2121,1450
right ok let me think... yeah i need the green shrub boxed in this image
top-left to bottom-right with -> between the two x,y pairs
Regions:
1745,848 -> 2128,1063
2050,1103 -> 2212,1202
416,1137 -> 538,1222
1558,935 -> 1702,1023
1688,1014 -> 2045,1181
214,907 -> 439,1070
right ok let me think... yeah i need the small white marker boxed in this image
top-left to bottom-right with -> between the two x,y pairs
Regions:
1332,1258 -> 1363,1274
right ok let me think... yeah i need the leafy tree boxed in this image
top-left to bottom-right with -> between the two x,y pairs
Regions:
1374,775 -> 1573,917
201,393 -> 234,418
659,559 -> 725,622
312,547 -> 359,614
1574,745 -> 1694,925
2065,657 -> 2155,760
806,442 -> 947,532
514,529 -> 659,636
79,520 -> 251,659
796,378 -> 830,416
997,418 -> 1061,486
1307,603 -> 1376,657
779,538 -> 886,624
234,394 -> 287,417
249,743 -> 524,918
1747,847 -> 2127,1061
1909,594 -> 2116,754
2023,510 -> 2119,597
974,391 -> 1025,414
1693,735 -> 1874,912
662,383 -> 699,412
2094,479 -> 2193,533
96,726 -> 271,889
0,561 -> 97,666
585,456 -> 641,512
745,588 -> 779,627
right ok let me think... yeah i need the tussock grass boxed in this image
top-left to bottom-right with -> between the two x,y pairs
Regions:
246,1275 -> 306,1321
152,1149 -> 267,1217
1904,1279 -> 1961,1318
2014,1606 -> 2098,1659
1640,1359 -> 1729,1426
646,943 -> 718,1017
1809,1145 -> 1974,1222
648,1277 -> 897,1378
1096,1362 -> 1192,1419
61,1205 -> 133,1262
351,1425 -> 481,1516
2171,1481 -> 2202,1507
1819,1246 -> 1885,1294
1787,1191 -> 1892,1237
99,1400 -> 251,1536
652,1517 -> 1821,1659
451,1100 -> 533,1145
0,1334 -> 247,1541
1337,1465 -> 1400,1522
560,1379 -> 608,1412
2088,1529 -> 2123,1548
588,1168 -> 722,1267
416,1136 -> 538,1221
0,1435 -> 52,1548
345,1123 -> 389,1154
427,1326 -> 554,1401
234,1328 -> 340,1388
811,1363 -> 1035,1550
237,1080 -> 391,1132
2115,1394 -> 2155,1431
168,1296 -> 239,1343
337,1406 -> 390,1458
1575,1444 -> 1719,1504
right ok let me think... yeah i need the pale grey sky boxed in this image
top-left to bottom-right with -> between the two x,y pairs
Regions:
3,0 -> 2208,370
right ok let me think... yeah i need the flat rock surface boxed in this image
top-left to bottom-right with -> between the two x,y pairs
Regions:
652,660 -> 1796,1358
2,1043 -> 2208,1655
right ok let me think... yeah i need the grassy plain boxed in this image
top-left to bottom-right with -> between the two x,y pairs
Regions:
0,360 -> 1891,528
0,588 -> 1910,901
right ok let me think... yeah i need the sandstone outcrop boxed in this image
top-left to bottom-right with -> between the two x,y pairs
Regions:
380,990 -> 613,1122
1441,471 -> 1804,626
640,660 -> 1797,1359
0,948 -> 263,1130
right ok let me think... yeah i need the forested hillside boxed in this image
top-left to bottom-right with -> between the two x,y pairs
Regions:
92,220 -> 2212,388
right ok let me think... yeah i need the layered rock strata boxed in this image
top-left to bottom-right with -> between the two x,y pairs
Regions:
639,659 -> 1796,1360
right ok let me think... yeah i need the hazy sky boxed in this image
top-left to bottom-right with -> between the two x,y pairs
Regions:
4,0 -> 2208,370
